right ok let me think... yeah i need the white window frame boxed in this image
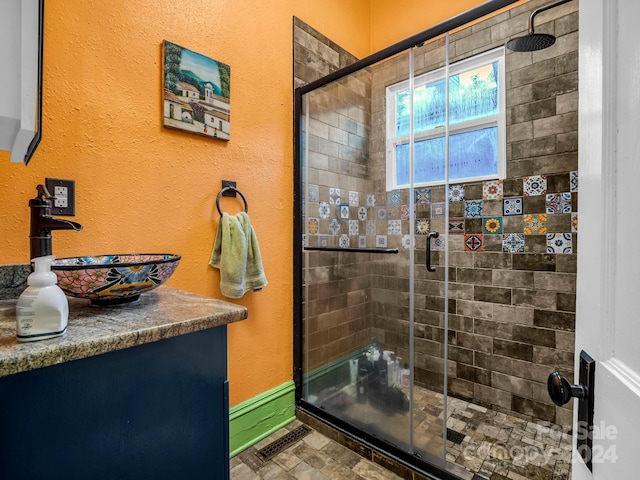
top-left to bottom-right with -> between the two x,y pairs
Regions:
385,47 -> 506,190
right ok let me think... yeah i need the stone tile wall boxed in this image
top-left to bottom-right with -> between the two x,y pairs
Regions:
296,0 -> 578,426
294,18 -> 374,372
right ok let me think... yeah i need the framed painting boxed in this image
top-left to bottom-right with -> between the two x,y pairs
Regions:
162,40 -> 230,140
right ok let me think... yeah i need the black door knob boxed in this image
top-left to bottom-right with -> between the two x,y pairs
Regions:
547,371 -> 587,406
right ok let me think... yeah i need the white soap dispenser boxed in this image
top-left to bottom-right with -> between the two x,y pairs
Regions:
16,255 -> 69,342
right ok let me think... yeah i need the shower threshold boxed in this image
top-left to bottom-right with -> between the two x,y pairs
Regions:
307,383 -> 572,480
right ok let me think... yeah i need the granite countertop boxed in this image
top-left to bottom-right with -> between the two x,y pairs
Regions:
0,286 -> 248,378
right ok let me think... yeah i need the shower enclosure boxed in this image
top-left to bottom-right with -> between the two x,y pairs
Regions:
294,1 -> 578,478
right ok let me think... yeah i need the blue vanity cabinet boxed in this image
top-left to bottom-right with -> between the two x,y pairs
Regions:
0,325 -> 230,480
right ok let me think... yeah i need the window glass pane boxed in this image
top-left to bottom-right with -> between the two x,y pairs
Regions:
396,137 -> 446,186
449,61 -> 499,124
395,91 -> 411,137
395,143 -> 410,185
395,126 -> 498,186
449,126 -> 498,180
395,79 -> 446,136
414,80 -> 446,133
414,137 -> 445,183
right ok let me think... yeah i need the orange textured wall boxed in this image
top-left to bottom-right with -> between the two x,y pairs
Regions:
370,0 -> 527,52
0,0 -> 369,406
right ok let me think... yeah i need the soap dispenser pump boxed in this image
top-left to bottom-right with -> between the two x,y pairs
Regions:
16,255 -> 69,342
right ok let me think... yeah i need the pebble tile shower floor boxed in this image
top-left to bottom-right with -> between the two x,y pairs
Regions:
231,386 -> 572,480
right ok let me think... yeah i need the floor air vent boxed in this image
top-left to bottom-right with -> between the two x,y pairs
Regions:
446,428 -> 465,444
255,425 -> 312,461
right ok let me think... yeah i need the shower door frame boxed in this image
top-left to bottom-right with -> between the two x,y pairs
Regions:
293,1 -> 520,477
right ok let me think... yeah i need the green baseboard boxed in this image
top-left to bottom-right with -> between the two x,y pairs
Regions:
229,380 -> 296,457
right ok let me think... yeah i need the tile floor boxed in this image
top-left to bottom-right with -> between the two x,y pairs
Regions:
232,384 -> 572,479
230,419 -> 404,480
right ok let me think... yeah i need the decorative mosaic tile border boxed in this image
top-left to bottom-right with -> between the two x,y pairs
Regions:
303,172 -> 576,253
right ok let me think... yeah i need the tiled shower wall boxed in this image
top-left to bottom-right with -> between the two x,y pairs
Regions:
294,18 -> 375,372
296,0 -> 578,426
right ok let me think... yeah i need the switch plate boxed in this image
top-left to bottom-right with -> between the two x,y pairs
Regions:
45,178 -> 75,216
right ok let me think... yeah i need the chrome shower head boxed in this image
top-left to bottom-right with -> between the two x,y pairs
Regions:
506,0 -> 572,52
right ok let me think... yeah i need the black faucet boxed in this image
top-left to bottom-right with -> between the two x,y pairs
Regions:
29,184 -> 83,260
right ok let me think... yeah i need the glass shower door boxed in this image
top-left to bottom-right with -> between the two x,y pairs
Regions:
403,39 -> 451,467
410,28 -> 507,476
298,44 -> 448,465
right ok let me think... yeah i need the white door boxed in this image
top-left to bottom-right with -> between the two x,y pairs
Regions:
574,0 -> 640,478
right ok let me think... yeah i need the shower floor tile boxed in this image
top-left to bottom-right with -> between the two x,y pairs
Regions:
305,384 -> 570,480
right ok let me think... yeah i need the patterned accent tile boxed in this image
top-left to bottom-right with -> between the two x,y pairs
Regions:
376,207 -> 388,221
319,202 -> 330,219
483,217 -> 503,235
523,213 -> 547,235
318,235 -> 329,247
431,233 -> 446,251
449,184 -> 465,202
308,184 -> 319,203
388,219 -> 402,235
449,218 -> 465,235
402,235 -> 412,249
415,187 -> 432,205
464,234 -> 483,252
329,188 -> 340,205
416,219 -> 430,235
357,206 -> 367,221
358,236 -> 367,248
503,197 -> 523,216
570,171 -> 578,192
546,193 -> 572,214
431,202 -> 446,218
339,234 -> 350,248
401,204 -> 411,221
329,219 -> 341,236
483,180 -> 503,200
387,189 -> 402,206
349,220 -> 359,236
366,220 -> 376,235
340,204 -> 350,219
376,235 -> 388,248
366,193 -> 376,208
571,212 -> 578,233
502,233 -> 525,253
464,200 -> 483,218
349,191 -> 359,207
547,233 -> 572,254
523,175 -> 547,196
308,218 -> 319,235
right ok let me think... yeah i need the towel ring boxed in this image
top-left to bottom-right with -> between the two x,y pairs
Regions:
216,186 -> 248,216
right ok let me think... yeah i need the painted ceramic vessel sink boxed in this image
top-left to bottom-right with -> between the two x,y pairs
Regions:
51,254 -> 181,306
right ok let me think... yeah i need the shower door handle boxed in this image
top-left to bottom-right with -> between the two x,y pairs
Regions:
425,232 -> 439,272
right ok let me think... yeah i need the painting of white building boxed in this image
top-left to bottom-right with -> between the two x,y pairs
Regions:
162,40 -> 230,140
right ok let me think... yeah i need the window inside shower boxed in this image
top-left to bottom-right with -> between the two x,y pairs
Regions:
387,48 -> 506,189
294,1 -> 578,478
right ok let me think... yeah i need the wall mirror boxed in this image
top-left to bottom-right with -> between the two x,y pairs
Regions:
0,0 -> 44,165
